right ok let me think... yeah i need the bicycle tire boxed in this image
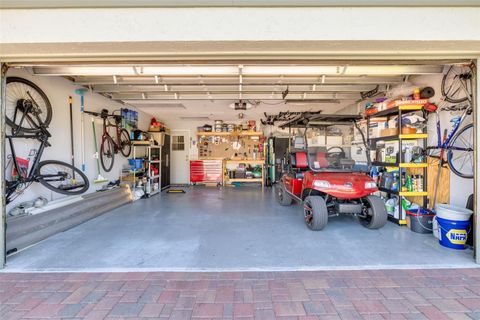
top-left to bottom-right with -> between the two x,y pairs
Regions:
37,160 -> 89,195
6,77 -> 53,132
447,124 -> 473,179
100,135 -> 115,172
119,129 -> 132,157
441,66 -> 471,104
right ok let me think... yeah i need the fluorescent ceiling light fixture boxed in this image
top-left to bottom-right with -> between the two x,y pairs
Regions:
33,66 -> 238,76
33,65 -> 443,76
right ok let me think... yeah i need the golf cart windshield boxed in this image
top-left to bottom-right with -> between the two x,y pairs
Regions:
280,113 -> 368,172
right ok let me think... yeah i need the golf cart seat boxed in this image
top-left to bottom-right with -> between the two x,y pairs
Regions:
290,151 -> 308,178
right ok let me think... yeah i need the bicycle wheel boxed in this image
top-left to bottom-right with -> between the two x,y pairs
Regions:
100,135 -> 115,172
119,129 -> 132,157
6,77 -> 53,132
447,124 -> 473,179
441,65 -> 473,103
37,160 -> 89,195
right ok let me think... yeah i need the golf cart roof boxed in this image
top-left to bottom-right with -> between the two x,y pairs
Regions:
279,112 -> 363,129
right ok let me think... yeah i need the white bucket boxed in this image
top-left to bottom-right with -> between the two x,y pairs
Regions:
435,204 -> 473,222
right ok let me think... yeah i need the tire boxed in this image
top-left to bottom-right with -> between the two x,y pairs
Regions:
275,184 -> 292,206
447,124 -> 473,179
37,160 -> 89,195
441,65 -> 472,104
119,129 -> 132,157
359,195 -> 388,229
6,77 -> 53,132
100,135 -> 115,172
303,196 -> 328,231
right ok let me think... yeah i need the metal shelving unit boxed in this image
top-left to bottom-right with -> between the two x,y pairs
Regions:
367,104 -> 428,225
146,146 -> 162,197
130,142 -> 162,198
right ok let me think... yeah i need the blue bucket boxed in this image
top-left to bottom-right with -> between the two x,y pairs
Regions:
436,217 -> 470,250
129,159 -> 143,171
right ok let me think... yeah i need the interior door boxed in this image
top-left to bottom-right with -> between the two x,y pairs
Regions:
170,130 -> 190,185
161,133 -> 170,189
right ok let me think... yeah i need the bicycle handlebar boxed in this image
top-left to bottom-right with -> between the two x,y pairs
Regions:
83,110 -> 101,116
440,105 -> 471,112
84,109 -> 124,120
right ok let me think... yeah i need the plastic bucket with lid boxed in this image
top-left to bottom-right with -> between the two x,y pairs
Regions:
435,204 -> 473,221
437,217 -> 470,250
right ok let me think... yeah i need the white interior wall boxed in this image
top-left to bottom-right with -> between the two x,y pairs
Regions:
5,69 -> 153,211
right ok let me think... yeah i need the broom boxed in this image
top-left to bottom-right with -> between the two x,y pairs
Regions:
91,117 -> 108,184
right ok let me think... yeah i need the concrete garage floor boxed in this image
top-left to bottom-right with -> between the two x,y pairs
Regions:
5,187 -> 476,271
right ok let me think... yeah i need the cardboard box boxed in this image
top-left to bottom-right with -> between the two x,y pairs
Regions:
384,140 -> 399,163
354,118 -> 387,141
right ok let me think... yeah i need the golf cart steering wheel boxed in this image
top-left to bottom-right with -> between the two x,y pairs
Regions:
327,147 -> 345,159
327,147 -> 345,163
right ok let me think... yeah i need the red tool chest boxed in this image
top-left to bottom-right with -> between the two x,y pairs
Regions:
190,160 -> 223,184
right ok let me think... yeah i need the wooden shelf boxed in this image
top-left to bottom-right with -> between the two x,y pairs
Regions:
225,159 -> 264,165
228,178 -> 263,182
131,141 -> 152,146
197,131 -> 263,137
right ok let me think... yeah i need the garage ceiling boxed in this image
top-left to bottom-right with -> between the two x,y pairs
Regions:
16,62 -> 447,123
29,63 -> 444,103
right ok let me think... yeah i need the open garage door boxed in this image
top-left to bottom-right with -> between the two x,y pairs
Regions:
0,59 -> 478,270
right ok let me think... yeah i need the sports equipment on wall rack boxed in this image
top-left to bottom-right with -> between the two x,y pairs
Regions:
5,77 -> 89,204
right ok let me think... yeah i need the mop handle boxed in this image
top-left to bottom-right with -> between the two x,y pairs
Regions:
80,95 -> 85,172
68,96 -> 76,179
91,118 -> 101,174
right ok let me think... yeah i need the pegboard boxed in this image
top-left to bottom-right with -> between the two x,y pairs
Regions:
198,135 -> 262,159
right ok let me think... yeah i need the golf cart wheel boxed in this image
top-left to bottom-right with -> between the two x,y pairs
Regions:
303,196 -> 328,231
275,184 -> 292,206
359,195 -> 388,229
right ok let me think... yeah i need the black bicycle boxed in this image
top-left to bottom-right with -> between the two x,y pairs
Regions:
5,77 -> 89,204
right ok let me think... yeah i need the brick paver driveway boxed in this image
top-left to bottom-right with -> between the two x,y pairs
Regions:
1,269 -> 480,319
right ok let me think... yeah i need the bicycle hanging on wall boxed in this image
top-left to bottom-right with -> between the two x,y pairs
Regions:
426,64 -> 474,179
84,109 -> 131,172
5,77 -> 89,205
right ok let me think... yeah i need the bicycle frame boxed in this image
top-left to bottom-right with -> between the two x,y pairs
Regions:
5,130 -> 49,202
102,116 -> 124,152
432,107 -> 472,153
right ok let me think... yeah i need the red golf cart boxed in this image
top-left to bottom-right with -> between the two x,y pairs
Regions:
275,112 -> 387,230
